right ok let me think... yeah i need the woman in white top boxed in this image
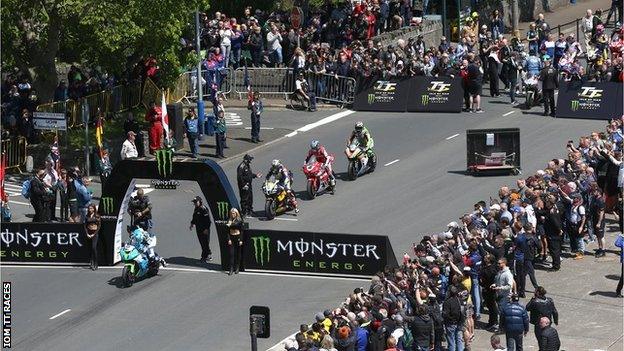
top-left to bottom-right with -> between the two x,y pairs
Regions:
219,23 -> 234,68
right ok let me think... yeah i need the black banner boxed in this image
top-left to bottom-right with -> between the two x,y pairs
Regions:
555,81 -> 623,120
0,222 -> 90,263
406,77 -> 463,112
243,229 -> 397,276
352,77 -> 411,112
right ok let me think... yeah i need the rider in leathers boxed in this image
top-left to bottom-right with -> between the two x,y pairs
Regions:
348,121 -> 375,172
129,227 -> 166,268
266,160 -> 299,213
305,140 -> 336,186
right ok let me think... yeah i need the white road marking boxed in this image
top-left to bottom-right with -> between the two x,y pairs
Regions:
285,131 -> 298,138
244,127 -> 274,130
274,217 -> 298,221
445,133 -> 460,140
49,309 -> 71,320
384,159 -> 400,167
135,184 -> 151,188
503,111 -> 516,116
224,112 -> 243,126
297,110 -> 355,132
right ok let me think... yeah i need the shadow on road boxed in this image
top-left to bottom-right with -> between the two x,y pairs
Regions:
165,256 -> 221,270
107,276 -> 127,289
589,290 -> 620,298
605,274 -> 620,281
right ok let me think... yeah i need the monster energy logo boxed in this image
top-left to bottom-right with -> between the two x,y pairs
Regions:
216,201 -> 229,220
101,197 -> 114,214
367,93 -> 375,104
421,95 -> 429,106
251,236 -> 271,266
570,100 -> 579,111
155,149 -> 173,178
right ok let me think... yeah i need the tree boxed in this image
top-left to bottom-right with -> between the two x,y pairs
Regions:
2,0 -> 210,101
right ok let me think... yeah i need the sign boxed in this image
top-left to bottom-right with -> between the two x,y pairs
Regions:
33,112 -> 67,131
291,7 -> 303,29
249,306 -> 270,338
556,81 -> 623,120
0,222 -> 90,263
150,179 -> 180,189
244,229 -> 398,276
113,179 -> 136,263
352,77 -> 411,112
406,77 -> 463,112
155,149 -> 174,179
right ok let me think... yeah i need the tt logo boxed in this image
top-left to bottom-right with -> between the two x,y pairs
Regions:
428,81 -> 451,93
101,197 -> 114,214
578,87 -> 603,99
155,149 -> 173,179
251,236 -> 271,266
373,81 -> 397,92
216,201 -> 229,220
421,95 -> 429,105
367,93 -> 375,104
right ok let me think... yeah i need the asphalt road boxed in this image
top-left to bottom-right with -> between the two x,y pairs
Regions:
3,97 -> 622,351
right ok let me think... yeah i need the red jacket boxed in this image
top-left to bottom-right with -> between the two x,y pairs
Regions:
306,146 -> 332,164
145,107 -> 163,124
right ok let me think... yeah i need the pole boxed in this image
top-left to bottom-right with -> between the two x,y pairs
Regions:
442,0 -> 448,39
195,9 -> 205,137
82,98 -> 90,177
510,0 -> 519,32
250,331 -> 258,351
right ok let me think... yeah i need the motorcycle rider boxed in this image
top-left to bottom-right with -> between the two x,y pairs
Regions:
305,140 -> 335,186
129,226 -> 166,267
347,121 -> 375,173
265,159 -> 299,213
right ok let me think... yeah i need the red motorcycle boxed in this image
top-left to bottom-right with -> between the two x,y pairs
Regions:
302,155 -> 335,199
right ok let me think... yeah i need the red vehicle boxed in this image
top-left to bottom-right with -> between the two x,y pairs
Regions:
302,155 -> 335,199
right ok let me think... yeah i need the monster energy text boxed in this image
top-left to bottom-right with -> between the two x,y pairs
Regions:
101,197 -> 114,214
155,149 -> 173,178
251,236 -> 271,266
216,201 -> 229,220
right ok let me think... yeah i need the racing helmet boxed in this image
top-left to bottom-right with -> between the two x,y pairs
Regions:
354,121 -> 364,133
131,228 -> 144,240
310,140 -> 319,150
271,159 -> 282,170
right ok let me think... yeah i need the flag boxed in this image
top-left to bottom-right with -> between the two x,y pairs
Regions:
244,64 -> 253,104
161,92 -> 170,143
95,115 -> 104,157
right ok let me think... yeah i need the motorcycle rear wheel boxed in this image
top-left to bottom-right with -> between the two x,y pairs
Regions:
347,160 -> 357,181
307,180 -> 317,199
121,266 -> 134,287
265,199 -> 276,220
368,153 -> 377,173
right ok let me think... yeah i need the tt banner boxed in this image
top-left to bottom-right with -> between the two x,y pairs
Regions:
406,77 -> 463,112
0,222 -> 90,263
243,229 -> 398,276
352,77 -> 410,112
556,81 -> 623,120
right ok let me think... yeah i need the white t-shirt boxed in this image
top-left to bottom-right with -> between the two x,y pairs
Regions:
219,29 -> 233,46
43,168 -> 59,187
266,31 -> 282,51
295,79 -> 304,91
121,139 -> 138,159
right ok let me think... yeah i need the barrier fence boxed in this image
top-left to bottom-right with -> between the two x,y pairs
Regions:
1,137 -> 27,172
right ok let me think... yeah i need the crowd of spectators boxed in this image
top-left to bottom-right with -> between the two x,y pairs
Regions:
283,116 -> 623,351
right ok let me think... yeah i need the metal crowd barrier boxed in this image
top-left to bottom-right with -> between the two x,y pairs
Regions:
233,68 -> 294,99
303,71 -> 356,106
173,68 -> 233,102
1,137 -> 27,172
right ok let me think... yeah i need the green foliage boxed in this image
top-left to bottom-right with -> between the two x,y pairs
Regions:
2,0 -> 210,92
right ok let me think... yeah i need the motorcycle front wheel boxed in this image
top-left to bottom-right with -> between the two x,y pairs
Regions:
265,199 -> 276,220
307,179 -> 317,199
347,160 -> 357,181
121,266 -> 134,287
368,153 -> 377,173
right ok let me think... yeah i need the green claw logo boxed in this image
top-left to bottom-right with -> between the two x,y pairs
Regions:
101,197 -> 114,214
216,201 -> 229,220
570,100 -> 579,111
367,93 -> 375,104
251,236 -> 271,266
421,95 -> 429,106
155,149 -> 173,179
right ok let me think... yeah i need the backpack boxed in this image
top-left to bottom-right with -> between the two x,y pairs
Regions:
400,327 -> 414,349
21,178 -> 32,199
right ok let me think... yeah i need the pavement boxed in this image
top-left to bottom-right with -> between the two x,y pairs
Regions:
516,0 -> 611,32
3,86 -> 623,351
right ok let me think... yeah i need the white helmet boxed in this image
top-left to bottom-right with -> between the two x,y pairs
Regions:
271,159 -> 281,168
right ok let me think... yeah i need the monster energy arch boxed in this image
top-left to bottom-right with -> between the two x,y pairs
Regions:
98,155 -> 240,270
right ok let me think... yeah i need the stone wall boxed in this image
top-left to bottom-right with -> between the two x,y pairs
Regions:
372,19 -> 443,50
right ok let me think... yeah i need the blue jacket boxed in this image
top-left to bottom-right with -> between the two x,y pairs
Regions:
501,302 -> 529,333
524,55 -> 542,76
514,232 -> 529,261
354,327 -> 369,351
74,179 -> 92,209
467,250 -> 482,279
615,234 -> 624,263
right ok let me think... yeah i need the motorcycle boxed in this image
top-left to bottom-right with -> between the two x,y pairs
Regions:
344,141 -> 377,180
262,179 -> 296,220
302,155 -> 335,199
119,236 -> 160,287
524,74 -> 540,109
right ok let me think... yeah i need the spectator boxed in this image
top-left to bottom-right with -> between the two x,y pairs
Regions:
466,53 -> 483,113
526,286 -> 558,343
295,73 -> 317,112
74,175 -> 92,222
537,317 -> 561,351
334,325 -> 356,351
442,286 -> 464,351
500,294 -> 530,351
190,196 -> 212,263
527,23 -> 540,54
320,335 -> 338,351
250,91 -> 263,143
615,233 -> 624,297
219,22 -> 233,68
409,305 -> 434,351
605,0 -> 622,27
53,80 -> 68,102
43,157 -> 60,221
58,169 -> 69,222
214,110 -> 227,158
84,203 -> 101,270
267,25 -> 283,67
97,149 -> 112,186
538,55 -> 558,117
30,170 -> 51,222
145,101 -> 163,155
490,334 -> 506,351
120,131 -> 138,160
581,10 -> 595,50
184,108 -> 200,158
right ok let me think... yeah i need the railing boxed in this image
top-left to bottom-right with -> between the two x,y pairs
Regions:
36,82 -> 142,129
302,71 -> 357,106
1,137 -> 27,172
173,68 -> 233,102
552,12 -> 607,50
232,68 -> 294,99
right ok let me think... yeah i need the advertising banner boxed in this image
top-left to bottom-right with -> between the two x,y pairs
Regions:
406,77 -> 463,112
33,112 -> 67,131
0,222 -> 90,263
352,77 -> 410,112
555,81 -> 623,120
244,229 -> 397,276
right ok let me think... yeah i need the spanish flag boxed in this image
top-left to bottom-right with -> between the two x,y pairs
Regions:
95,114 -> 104,157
